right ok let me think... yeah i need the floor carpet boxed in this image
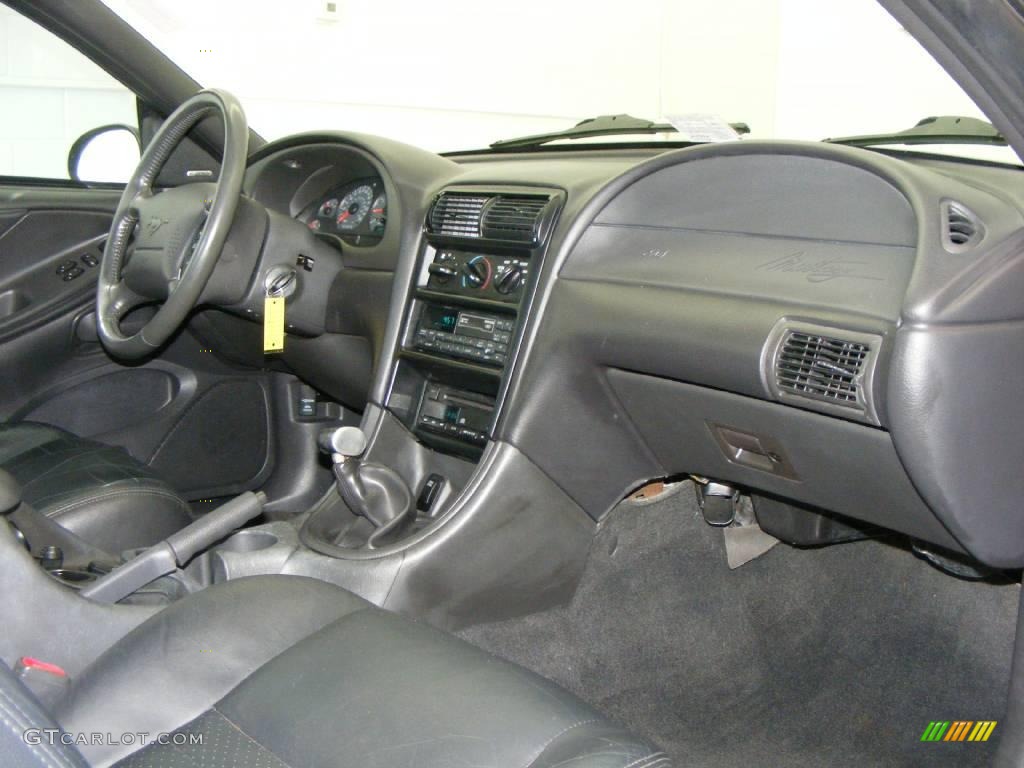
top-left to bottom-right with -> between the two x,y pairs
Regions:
459,481 -> 1019,767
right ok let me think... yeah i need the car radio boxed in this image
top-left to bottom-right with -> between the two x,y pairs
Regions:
415,384 -> 493,447
412,304 -> 514,367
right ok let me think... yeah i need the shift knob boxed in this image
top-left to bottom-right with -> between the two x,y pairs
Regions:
318,426 -> 368,462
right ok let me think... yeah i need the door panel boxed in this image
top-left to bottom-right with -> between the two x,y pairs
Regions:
0,184 -> 275,500
0,188 -> 117,343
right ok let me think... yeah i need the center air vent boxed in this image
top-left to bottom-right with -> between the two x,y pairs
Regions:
763,321 -> 882,425
941,200 -> 984,253
428,190 -> 553,243
428,193 -> 488,238
481,196 -> 549,243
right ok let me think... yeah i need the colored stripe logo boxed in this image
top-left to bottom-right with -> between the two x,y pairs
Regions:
921,721 -> 997,742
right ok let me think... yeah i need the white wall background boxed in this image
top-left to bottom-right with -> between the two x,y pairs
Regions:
103,0 -> 993,148
0,6 -> 136,178
0,0 -> 1013,180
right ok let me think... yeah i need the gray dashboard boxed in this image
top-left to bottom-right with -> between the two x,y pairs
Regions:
243,134 -> 1024,569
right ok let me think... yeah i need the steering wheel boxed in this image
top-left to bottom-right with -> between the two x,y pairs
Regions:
96,90 -> 248,358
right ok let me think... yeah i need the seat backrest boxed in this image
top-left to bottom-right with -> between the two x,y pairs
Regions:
0,662 -> 87,768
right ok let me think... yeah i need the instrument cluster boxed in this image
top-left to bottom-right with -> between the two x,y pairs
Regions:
304,176 -> 387,246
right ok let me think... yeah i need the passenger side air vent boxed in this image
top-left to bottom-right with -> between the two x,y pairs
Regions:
428,193 -> 489,238
941,200 -> 984,253
777,332 -> 867,404
763,321 -> 882,425
481,196 -> 549,244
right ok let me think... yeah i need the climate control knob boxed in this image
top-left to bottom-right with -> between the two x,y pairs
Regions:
495,266 -> 524,295
462,256 -> 491,288
428,262 -> 457,284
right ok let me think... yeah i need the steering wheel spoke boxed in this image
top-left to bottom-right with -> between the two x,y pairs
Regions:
105,280 -> 147,321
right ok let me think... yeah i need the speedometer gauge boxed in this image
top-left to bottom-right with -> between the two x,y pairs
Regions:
369,193 -> 387,234
335,184 -> 374,231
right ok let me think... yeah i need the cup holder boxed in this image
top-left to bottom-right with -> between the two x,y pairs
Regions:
217,530 -> 279,553
49,569 -> 98,588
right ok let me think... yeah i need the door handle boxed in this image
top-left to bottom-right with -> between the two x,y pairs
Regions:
0,289 -> 29,320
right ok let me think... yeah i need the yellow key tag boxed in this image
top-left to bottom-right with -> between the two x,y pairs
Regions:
263,296 -> 285,353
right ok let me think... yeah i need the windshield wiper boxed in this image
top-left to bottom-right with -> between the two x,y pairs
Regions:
489,114 -> 750,150
825,115 -> 1007,148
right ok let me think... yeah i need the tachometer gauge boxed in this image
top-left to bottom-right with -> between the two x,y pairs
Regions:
318,198 -> 338,218
335,185 -> 374,231
369,193 -> 387,234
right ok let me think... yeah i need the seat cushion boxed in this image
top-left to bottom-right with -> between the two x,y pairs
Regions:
0,422 -> 190,553
53,576 -> 667,768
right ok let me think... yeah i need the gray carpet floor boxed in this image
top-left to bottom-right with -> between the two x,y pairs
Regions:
459,482 -> 1019,767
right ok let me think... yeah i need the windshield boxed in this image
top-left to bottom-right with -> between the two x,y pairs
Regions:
103,0 -> 1021,164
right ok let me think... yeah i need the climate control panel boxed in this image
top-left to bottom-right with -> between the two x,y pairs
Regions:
425,249 -> 530,303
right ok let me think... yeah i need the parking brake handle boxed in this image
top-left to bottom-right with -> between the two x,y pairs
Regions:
79,491 -> 266,604
0,469 -> 21,516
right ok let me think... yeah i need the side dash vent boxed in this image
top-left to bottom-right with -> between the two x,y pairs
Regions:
763,321 -> 883,424
941,200 -> 984,253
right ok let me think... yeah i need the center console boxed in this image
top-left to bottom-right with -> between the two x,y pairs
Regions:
386,186 -> 563,459
1,181 -> 591,649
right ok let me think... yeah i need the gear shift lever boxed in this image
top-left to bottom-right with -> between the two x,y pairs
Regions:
319,426 -> 414,544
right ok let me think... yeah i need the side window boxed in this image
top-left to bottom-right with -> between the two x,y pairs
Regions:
0,5 -> 140,183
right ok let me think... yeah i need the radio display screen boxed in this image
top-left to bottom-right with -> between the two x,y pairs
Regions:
422,307 -> 499,341
423,306 -> 460,333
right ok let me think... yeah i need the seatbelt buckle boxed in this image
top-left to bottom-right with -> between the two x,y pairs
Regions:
15,657 -> 70,708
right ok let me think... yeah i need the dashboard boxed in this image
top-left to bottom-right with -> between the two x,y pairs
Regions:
241,132 -> 1024,572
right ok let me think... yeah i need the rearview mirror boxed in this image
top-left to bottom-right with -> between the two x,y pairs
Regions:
68,124 -> 141,184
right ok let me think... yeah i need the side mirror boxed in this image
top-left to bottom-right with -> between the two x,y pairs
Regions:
68,124 -> 141,184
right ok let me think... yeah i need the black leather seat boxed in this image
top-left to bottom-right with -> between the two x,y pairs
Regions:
1,575 -> 668,768
0,422 -> 191,554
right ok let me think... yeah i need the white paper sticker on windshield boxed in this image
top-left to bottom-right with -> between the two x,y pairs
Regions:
663,114 -> 739,142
